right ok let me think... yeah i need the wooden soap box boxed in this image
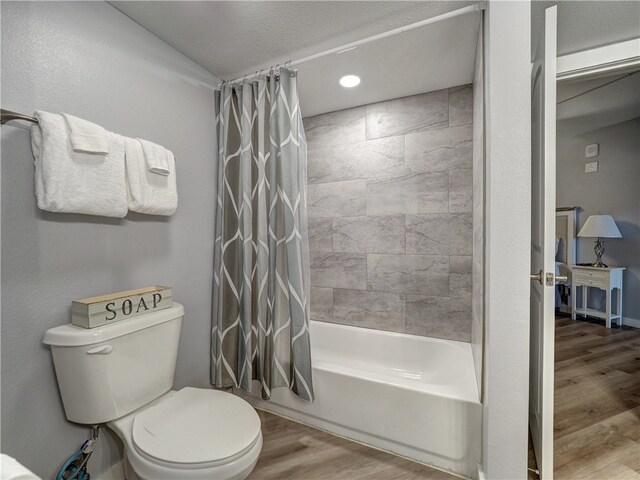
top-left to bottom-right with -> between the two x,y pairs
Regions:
71,286 -> 173,329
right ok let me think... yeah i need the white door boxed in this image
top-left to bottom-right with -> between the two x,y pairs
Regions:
530,5 -> 557,479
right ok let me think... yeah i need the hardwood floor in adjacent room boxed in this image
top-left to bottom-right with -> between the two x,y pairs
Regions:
550,315 -> 640,479
248,409 -> 457,480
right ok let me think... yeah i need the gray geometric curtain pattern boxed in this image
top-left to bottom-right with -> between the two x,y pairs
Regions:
211,68 -> 314,401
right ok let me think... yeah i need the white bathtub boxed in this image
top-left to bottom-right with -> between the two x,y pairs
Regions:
239,321 -> 482,479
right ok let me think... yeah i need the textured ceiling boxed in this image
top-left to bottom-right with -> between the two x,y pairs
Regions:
532,1 -> 640,59
298,11 -> 480,116
110,1 -> 639,119
110,1 -> 475,80
531,1 -> 640,136
557,70 -> 640,137
110,1 -> 480,116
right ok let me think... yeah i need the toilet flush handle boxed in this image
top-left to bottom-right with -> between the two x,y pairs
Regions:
86,345 -> 113,355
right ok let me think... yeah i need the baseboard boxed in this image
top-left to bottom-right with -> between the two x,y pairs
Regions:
94,461 -> 124,480
562,311 -> 640,329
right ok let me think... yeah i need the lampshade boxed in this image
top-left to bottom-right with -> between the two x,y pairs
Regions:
577,214 -> 622,238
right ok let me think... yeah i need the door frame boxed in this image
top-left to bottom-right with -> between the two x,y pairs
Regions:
540,36 -> 640,476
481,1 -> 636,479
481,11 -> 640,480
481,1 -> 532,478
557,38 -> 640,82
529,6 -> 557,478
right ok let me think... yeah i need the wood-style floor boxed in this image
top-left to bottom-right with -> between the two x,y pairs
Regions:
531,314 -> 640,479
248,409 -> 457,480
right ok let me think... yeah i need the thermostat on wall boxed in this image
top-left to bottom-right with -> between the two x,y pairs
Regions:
585,143 -> 599,158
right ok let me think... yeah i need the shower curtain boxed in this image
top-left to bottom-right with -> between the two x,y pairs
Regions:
211,68 -> 314,401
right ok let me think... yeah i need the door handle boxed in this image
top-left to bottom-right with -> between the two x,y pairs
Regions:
530,271 -> 565,286
530,270 -> 544,285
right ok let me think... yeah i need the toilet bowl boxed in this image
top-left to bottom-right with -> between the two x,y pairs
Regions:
43,303 -> 263,480
109,388 -> 262,480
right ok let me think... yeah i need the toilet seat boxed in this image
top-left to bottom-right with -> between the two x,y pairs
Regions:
132,387 -> 261,467
108,388 -> 263,480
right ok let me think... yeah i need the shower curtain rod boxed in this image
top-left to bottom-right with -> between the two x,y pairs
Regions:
222,2 -> 485,85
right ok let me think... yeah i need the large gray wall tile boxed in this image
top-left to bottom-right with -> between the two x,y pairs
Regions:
310,252 -> 366,289
438,297 -> 472,339
404,295 -> 438,335
308,217 -> 333,252
405,295 -> 471,341
450,273 -> 472,298
333,289 -> 405,332
310,287 -> 334,323
367,172 -> 448,215
449,168 -> 473,213
307,147 -> 332,184
367,254 -> 449,295
405,295 -> 439,337
333,215 -> 405,254
308,179 -> 366,217
449,84 -> 473,127
450,255 -> 473,274
406,213 -> 472,255
365,90 -> 449,140
304,106 -> 366,149
331,136 -> 404,181
303,85 -> 475,341
405,125 -> 472,173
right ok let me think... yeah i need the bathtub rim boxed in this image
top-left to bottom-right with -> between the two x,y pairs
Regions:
311,319 -> 475,348
312,359 -> 481,405
310,320 -> 481,405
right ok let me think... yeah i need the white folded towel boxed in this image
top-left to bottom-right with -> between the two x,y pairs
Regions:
62,113 -> 109,154
31,111 -> 128,218
0,454 -> 42,480
125,137 -> 178,216
137,138 -> 171,176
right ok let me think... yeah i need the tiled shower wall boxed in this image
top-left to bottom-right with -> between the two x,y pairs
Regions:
303,85 -> 474,341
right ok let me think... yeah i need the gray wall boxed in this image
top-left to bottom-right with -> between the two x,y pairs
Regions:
1,2 -> 219,478
303,86 -> 474,341
557,117 -> 640,324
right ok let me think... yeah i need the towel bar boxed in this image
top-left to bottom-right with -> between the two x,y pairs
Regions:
1,108 -> 38,124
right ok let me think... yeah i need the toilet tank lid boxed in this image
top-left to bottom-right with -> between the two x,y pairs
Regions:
43,303 -> 184,347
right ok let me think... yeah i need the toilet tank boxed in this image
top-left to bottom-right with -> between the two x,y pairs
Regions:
43,303 -> 184,424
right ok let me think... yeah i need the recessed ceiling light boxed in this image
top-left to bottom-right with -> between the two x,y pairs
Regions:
339,75 -> 361,88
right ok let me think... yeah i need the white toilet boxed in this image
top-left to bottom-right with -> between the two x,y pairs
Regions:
43,303 -> 262,480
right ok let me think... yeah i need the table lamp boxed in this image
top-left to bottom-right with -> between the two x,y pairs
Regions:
577,214 -> 622,267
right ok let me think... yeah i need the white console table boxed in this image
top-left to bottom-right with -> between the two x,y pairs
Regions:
571,266 -> 625,328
